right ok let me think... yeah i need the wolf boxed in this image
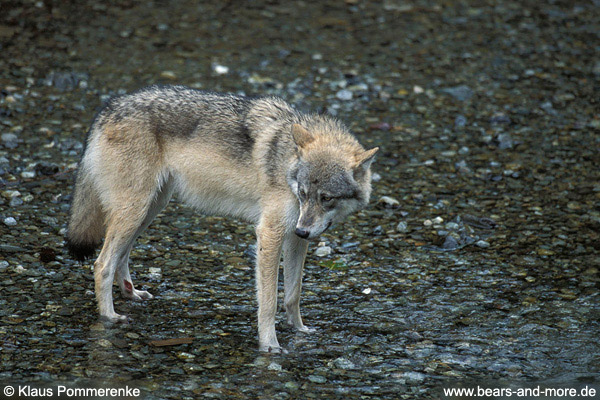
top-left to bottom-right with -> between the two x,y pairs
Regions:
66,85 -> 378,352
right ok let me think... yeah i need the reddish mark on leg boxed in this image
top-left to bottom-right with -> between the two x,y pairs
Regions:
124,280 -> 133,292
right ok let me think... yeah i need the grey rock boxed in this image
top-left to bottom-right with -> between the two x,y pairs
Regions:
307,375 -> 327,383
379,196 -> 400,207
315,246 -> 332,257
336,89 -> 353,101
267,362 -> 282,371
396,221 -> 408,232
403,371 -> 426,383
454,114 -> 467,127
442,235 -> 460,250
333,357 -> 356,370
1,133 -> 18,143
476,240 -> 490,248
3,217 -> 17,226
496,133 -> 514,149
441,85 -> 473,101
490,113 -> 511,125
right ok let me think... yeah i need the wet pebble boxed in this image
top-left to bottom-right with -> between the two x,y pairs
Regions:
495,133 -> 514,149
379,196 -> 400,208
442,235 -> 460,250
3,217 -> 17,226
307,374 -> 327,383
267,362 -> 282,371
212,64 -> 229,75
476,240 -> 490,248
9,197 -> 23,207
454,114 -> 467,127
1,133 -> 18,148
403,371 -> 426,384
396,221 -> 408,232
315,246 -> 332,257
441,85 -> 473,101
445,222 -> 459,230
333,357 -> 355,370
336,89 -> 353,101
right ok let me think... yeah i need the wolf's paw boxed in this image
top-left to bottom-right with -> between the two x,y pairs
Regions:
296,325 -> 317,334
100,313 -> 128,324
259,344 -> 288,354
123,288 -> 154,301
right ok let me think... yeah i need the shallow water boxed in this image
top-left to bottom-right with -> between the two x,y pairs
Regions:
1,0 -> 599,398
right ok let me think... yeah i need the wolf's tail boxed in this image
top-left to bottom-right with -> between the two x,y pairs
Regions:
66,162 -> 105,261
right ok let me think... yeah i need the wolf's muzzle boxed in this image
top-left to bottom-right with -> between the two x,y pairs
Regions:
295,227 -> 310,239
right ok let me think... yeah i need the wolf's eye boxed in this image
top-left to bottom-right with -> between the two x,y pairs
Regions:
321,195 -> 333,203
298,186 -> 307,199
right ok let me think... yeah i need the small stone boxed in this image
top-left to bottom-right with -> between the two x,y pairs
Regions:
90,323 -> 105,331
371,172 -> 382,182
333,357 -> 355,370
432,216 -> 444,224
1,133 -> 18,143
336,89 -> 353,101
379,196 -> 400,207
267,362 -> 282,371
413,85 -> 424,94
160,71 -> 177,80
97,339 -> 112,348
176,352 -> 196,360
213,64 -> 229,75
445,222 -> 459,230
454,115 -> 467,127
403,371 -> 426,383
442,235 -> 460,250
441,85 -> 473,101
362,288 -> 372,294
3,217 -> 17,226
396,221 -> 408,232
125,332 -> 140,339
496,133 -> 514,149
308,375 -> 327,383
490,113 -> 511,125
423,219 -> 432,227
9,197 -> 23,207
315,246 -> 332,257
476,240 -> 490,248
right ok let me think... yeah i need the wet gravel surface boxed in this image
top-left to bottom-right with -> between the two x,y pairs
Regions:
1,0 -> 599,398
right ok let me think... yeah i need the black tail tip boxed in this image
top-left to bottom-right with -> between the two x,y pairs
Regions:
66,239 -> 98,262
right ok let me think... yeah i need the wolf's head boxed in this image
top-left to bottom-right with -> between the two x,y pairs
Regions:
286,123 -> 378,240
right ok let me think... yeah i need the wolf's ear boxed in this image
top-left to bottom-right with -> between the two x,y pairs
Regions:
291,124 -> 314,149
353,147 -> 379,178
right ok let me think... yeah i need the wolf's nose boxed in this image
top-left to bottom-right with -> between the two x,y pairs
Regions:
295,228 -> 310,239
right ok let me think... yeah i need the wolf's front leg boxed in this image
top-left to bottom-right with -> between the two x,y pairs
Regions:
256,212 -> 285,352
283,233 -> 315,333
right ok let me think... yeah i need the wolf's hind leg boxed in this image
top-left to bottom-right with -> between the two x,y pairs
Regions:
95,209 -> 151,323
117,177 -> 174,301
283,232 -> 315,333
